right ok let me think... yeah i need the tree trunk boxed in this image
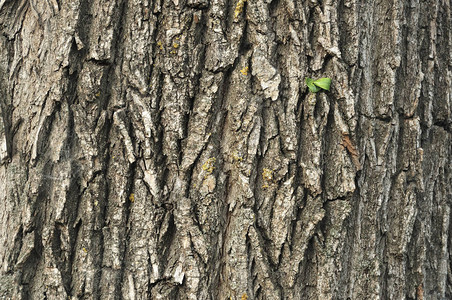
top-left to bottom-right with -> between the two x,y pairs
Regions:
0,0 -> 451,299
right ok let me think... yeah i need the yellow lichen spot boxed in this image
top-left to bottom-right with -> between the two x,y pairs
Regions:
262,168 -> 273,189
173,43 -> 179,49
157,41 -> 163,50
95,92 -> 101,97
129,193 -> 135,202
262,168 -> 273,181
241,293 -> 248,300
232,152 -> 244,162
94,200 -> 98,206
82,247 -> 88,253
170,50 -> 177,54
202,157 -> 216,174
240,66 -> 248,76
234,0 -> 247,18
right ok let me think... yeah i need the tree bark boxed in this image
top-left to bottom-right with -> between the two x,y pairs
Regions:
0,0 -> 451,299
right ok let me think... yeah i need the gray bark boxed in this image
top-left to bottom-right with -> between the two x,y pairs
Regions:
0,0 -> 451,299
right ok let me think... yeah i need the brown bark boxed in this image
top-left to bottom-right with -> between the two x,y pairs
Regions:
0,0 -> 451,299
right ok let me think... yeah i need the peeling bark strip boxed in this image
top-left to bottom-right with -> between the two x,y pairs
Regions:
0,0 -> 451,299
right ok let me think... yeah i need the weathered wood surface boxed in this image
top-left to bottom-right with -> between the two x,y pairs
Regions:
0,0 -> 451,299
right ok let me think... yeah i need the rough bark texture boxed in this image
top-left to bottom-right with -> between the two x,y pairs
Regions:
0,0 -> 451,299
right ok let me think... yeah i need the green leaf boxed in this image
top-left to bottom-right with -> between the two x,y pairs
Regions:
306,77 -> 321,93
313,77 -> 332,91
